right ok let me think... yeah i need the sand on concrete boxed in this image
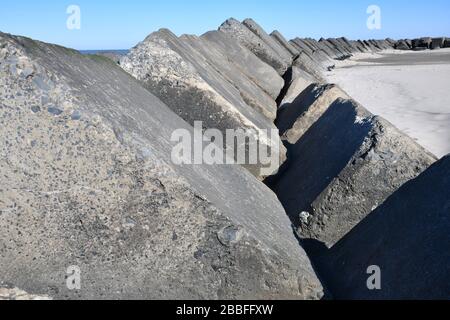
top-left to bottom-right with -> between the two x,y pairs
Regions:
326,48 -> 450,158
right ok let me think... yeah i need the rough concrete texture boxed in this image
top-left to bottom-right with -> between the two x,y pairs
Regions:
431,37 -> 446,49
286,36 -> 396,79
317,39 -> 343,59
412,38 -> 432,49
368,40 -> 381,51
351,40 -> 367,53
180,33 -> 278,121
339,38 -> 359,53
327,38 -> 353,56
242,19 -> 293,65
292,51 -> 325,81
201,30 -> 284,100
411,39 -> 421,48
302,39 -> 333,64
320,39 -> 348,59
218,18 -> 290,75
120,29 -> 286,179
277,84 -> 349,144
270,30 -> 300,57
395,40 -> 411,50
290,38 -> 314,55
313,42 -> 337,60
385,38 -> 396,46
421,37 -> 432,48
363,40 -> 378,52
0,32 -> 323,300
380,39 -> 394,49
271,97 -> 436,248
279,67 -> 318,109
356,40 -> 370,52
445,38 -> 450,48
334,38 -> 354,55
318,155 -> 450,299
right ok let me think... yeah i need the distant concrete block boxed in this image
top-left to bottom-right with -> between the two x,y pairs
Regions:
445,38 -> 450,48
420,37 -> 432,49
431,37 -> 446,49
395,40 -> 410,50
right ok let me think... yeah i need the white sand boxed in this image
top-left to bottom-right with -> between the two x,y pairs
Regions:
326,49 -> 450,158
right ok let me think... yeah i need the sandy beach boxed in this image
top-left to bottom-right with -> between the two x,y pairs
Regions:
326,48 -> 450,158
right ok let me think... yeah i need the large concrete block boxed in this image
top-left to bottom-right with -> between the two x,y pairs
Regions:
278,66 -> 317,109
218,18 -> 290,75
277,84 -> 349,144
180,33 -> 278,121
431,37 -> 446,49
413,37 -> 432,49
302,39 -> 334,63
445,38 -> 450,48
120,29 -> 285,178
385,38 -> 397,46
348,40 -> 366,53
291,38 -> 314,55
201,30 -> 284,100
363,40 -> 379,52
356,40 -> 370,52
242,19 -> 293,64
0,32 -> 323,300
315,40 -> 339,59
337,37 -> 357,54
317,39 -> 341,58
320,39 -> 348,59
395,40 -> 411,50
270,30 -> 300,57
271,95 -> 436,248
318,155 -> 450,299
327,38 -> 353,55
292,51 -> 325,81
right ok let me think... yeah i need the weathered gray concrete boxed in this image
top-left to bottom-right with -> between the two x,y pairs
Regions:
335,38 -> 355,54
270,30 -> 299,57
291,38 -> 314,55
120,29 -> 285,178
314,40 -> 338,59
356,40 -> 370,52
413,37 -> 432,49
202,30 -> 284,100
242,19 -> 293,66
363,40 -> 379,52
395,40 -> 411,50
303,39 -> 333,64
318,155 -> 450,299
431,37 -> 446,49
292,51 -> 325,81
320,39 -> 348,59
271,97 -> 436,248
445,38 -> 450,48
278,67 -> 318,109
277,84 -> 349,145
385,38 -> 397,46
327,38 -> 353,56
350,40 -> 367,53
0,32 -> 323,300
218,18 -> 290,75
180,33 -> 278,121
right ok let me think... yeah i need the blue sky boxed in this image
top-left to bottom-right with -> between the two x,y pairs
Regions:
0,0 -> 449,50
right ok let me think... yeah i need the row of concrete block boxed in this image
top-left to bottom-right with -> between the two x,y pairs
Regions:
395,37 -> 449,50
